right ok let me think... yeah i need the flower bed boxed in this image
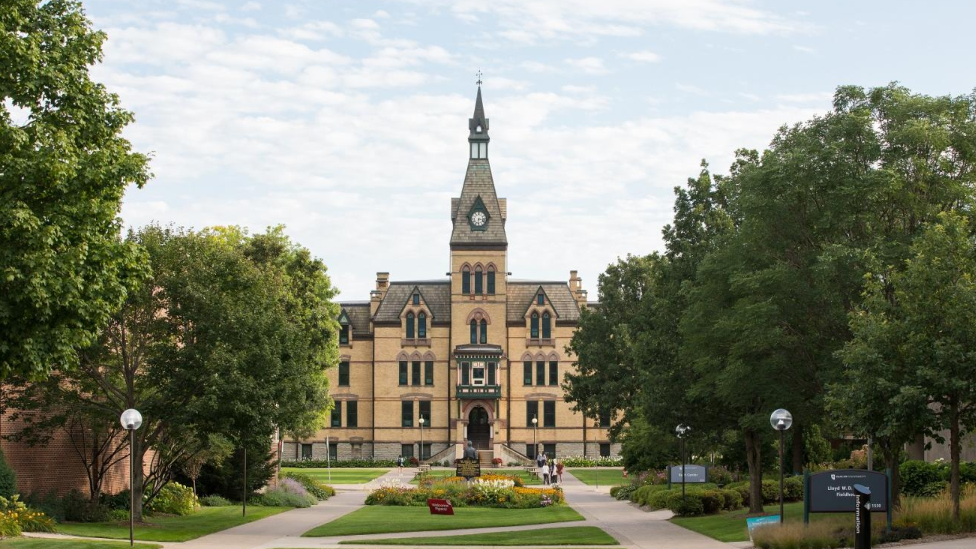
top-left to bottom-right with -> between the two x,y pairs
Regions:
366,477 -> 563,509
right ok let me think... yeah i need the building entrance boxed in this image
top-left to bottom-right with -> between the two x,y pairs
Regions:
468,406 -> 491,450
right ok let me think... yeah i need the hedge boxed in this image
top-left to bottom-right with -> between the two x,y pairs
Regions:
281,459 -> 397,468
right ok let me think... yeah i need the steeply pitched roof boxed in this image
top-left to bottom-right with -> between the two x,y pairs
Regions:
506,282 -> 581,323
373,281 -> 451,323
450,160 -> 507,246
338,303 -> 371,335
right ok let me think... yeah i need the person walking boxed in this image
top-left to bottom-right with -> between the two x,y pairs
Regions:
548,459 -> 556,485
556,459 -> 564,484
541,459 -> 550,485
396,455 -> 404,475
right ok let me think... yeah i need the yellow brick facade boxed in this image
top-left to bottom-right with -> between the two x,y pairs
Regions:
283,87 -> 620,464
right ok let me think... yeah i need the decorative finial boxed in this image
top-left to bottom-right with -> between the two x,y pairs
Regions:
476,70 -> 483,87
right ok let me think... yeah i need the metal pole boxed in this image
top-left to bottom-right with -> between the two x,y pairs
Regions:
681,437 -> 686,497
867,437 -> 873,472
779,429 -> 785,524
327,435 -> 331,483
129,428 -> 134,547
421,422 -> 424,463
242,446 -> 247,517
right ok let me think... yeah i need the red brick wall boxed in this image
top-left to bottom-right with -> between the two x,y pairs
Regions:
1,410 -> 133,497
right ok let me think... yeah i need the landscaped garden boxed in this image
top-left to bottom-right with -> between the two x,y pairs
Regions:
56,505 -> 289,542
411,469 -> 542,486
339,525 -> 617,545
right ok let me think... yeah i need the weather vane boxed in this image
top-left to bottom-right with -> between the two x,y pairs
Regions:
476,70 -> 483,87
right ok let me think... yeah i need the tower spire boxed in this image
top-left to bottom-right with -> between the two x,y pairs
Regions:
468,75 -> 489,158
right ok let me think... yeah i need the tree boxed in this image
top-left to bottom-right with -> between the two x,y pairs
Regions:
180,434 -> 233,496
6,224 -> 338,519
0,0 -> 151,378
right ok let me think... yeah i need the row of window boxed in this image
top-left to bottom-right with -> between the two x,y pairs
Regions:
526,443 -> 612,460
461,267 -> 496,295
399,360 -> 435,386
401,443 -> 432,460
401,400 -> 432,427
459,361 -> 497,385
526,400 -> 556,427
469,319 -> 488,344
530,312 -> 552,339
524,360 -> 559,386
404,312 -> 427,339
330,400 -> 358,427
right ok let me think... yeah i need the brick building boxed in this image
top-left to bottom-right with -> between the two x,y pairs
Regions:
282,86 -> 619,465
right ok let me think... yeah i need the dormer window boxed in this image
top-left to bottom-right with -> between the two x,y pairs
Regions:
339,324 -> 349,345
476,124 -> 482,133
537,294 -> 545,305
413,293 -> 420,305
542,312 -> 551,339
418,312 -> 426,338
406,313 -> 415,339
470,142 -> 487,159
531,313 -> 539,339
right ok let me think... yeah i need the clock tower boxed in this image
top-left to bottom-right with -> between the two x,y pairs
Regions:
449,83 -> 508,454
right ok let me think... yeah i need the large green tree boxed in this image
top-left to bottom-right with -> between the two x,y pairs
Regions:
0,0 -> 151,378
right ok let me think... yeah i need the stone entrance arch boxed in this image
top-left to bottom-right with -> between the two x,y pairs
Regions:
468,406 -> 491,450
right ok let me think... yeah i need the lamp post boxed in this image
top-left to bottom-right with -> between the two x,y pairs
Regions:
770,409 -> 793,524
532,416 -> 539,459
419,416 -> 426,464
675,424 -> 690,497
120,409 -> 143,548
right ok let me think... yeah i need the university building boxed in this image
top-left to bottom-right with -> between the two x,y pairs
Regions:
283,86 -> 620,465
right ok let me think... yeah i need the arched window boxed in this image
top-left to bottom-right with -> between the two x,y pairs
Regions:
470,320 -> 477,344
462,267 -> 471,294
418,312 -> 426,338
406,313 -> 415,339
487,267 -> 495,294
480,319 -> 487,344
475,267 -> 483,294
530,313 -> 539,339
542,312 -> 551,339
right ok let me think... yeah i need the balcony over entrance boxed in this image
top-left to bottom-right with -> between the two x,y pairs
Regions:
456,383 -> 502,399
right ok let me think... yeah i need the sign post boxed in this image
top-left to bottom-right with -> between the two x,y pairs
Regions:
427,498 -> 455,515
668,464 -> 707,485
853,484 -> 871,549
806,469 -> 889,535
456,458 -> 481,480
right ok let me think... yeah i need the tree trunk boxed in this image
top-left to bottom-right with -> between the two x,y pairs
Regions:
744,428 -> 764,513
950,401 -> 960,520
883,445 -> 900,508
791,423 -> 804,474
132,435 -> 145,522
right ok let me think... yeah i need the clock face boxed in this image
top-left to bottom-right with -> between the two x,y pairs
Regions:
471,211 -> 487,227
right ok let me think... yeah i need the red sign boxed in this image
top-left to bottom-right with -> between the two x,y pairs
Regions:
427,498 -> 454,515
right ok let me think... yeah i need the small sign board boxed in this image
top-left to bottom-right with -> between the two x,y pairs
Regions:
746,515 -> 780,541
668,464 -> 708,483
456,458 -> 481,479
808,469 -> 888,513
427,498 -> 454,515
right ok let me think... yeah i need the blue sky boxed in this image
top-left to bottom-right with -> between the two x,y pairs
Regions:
84,0 -> 976,299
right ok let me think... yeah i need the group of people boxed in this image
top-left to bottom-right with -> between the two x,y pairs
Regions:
535,451 -> 563,485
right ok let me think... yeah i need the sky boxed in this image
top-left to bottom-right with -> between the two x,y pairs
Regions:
83,0 -> 976,300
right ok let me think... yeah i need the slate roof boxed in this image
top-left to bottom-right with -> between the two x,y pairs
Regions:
338,303 -> 371,335
450,160 -> 507,246
506,281 -> 581,323
373,281 -> 451,323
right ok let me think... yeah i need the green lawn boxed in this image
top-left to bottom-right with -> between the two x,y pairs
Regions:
411,468 -> 542,485
56,505 -> 289,542
568,469 -> 626,487
304,505 -> 585,537
1,540 -> 161,549
671,501 -> 887,542
281,467 -> 388,484
341,526 -> 618,545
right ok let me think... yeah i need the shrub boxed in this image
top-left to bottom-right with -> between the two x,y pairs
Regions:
199,495 -> 232,507
896,483 -> 976,534
14,509 -> 56,533
148,482 -> 197,516
281,472 -> 335,500
22,491 -> 63,523
62,490 -> 111,523
919,480 -> 949,498
99,491 -> 130,511
720,489 -> 743,510
783,476 -> 803,501
0,450 -> 16,500
666,493 -> 704,516
708,466 -> 733,487
0,513 -> 21,538
559,456 -> 623,467
900,460 -> 946,497
107,509 -> 129,522
752,521 -> 841,549
697,490 -> 723,514
252,479 -> 318,508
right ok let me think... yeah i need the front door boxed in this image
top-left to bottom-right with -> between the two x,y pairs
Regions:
468,406 -> 490,450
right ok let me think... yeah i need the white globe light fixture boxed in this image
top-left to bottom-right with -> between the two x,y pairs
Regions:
119,408 -> 142,547
770,408 -> 792,524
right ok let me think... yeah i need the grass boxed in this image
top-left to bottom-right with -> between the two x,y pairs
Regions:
56,505 -> 289,542
670,501 -> 887,543
0,540 -> 161,549
280,467 -> 387,484
411,468 -> 542,486
568,469 -> 626,487
304,505 -> 585,537
340,526 -> 618,545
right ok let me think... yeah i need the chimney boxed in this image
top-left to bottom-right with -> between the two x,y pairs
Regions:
569,270 -> 587,307
371,272 -> 390,319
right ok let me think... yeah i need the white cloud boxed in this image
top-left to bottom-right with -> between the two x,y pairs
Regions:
675,83 -> 709,96
793,44 -> 816,53
624,50 -> 662,63
242,1 -> 261,11
565,56 -> 608,74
